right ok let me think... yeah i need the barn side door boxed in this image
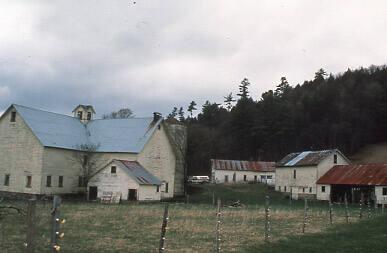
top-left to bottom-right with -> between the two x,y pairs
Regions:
128,189 -> 137,201
89,186 -> 98,201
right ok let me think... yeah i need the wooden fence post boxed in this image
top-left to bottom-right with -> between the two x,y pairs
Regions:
264,195 -> 271,243
302,198 -> 308,233
328,199 -> 333,225
51,195 -> 64,253
215,199 -> 221,253
359,192 -> 364,219
367,198 -> 372,219
25,198 -> 36,253
344,193 -> 349,223
159,204 -> 169,253
289,188 -> 292,206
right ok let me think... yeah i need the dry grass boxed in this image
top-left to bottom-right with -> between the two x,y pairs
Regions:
0,200 -> 365,253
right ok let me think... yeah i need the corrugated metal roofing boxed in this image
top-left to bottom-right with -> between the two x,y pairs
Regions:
316,164 -> 387,186
211,159 -> 275,172
276,149 -> 348,167
117,160 -> 162,185
11,104 -> 160,153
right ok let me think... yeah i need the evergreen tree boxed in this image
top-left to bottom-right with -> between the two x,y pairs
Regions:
223,92 -> 236,111
178,107 -> 185,122
314,68 -> 327,81
274,77 -> 290,97
187,101 -> 197,118
167,107 -> 178,119
237,78 -> 251,99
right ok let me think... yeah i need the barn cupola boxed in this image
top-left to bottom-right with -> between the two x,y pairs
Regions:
72,105 -> 96,123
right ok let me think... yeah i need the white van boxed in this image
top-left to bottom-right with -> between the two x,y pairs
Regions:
188,176 -> 210,184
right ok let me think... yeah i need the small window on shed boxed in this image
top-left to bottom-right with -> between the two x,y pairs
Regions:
156,186 -> 160,192
383,187 -> 387,196
243,175 -> 247,181
111,166 -> 117,174
26,176 -> 32,188
321,186 -> 326,193
284,186 -> 287,192
225,175 -> 229,182
302,188 -> 305,193
46,176 -> 52,187
4,174 -> 10,186
11,111 -> 16,122
254,175 -> 257,181
309,187 -> 312,193
58,176 -> 63,187
232,173 -> 236,182
87,112 -> 92,120
77,111 -> 83,119
334,154 -> 337,164
293,170 -> 296,179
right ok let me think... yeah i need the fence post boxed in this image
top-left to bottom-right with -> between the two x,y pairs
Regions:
344,193 -> 349,223
159,204 -> 169,253
367,198 -> 372,219
328,199 -> 333,225
289,188 -> 292,206
359,192 -> 364,219
264,195 -> 271,243
25,198 -> 36,253
215,199 -> 222,253
51,195 -> 64,253
302,198 -> 308,233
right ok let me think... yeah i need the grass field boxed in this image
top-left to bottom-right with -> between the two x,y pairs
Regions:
0,184 -> 385,252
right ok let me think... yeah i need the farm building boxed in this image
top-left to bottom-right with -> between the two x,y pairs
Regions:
316,164 -> 387,205
88,160 -> 162,201
211,159 -> 276,185
275,149 -> 350,199
0,104 -> 186,200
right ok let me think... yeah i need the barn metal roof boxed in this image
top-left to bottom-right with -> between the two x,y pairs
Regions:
116,160 -> 162,185
276,149 -> 349,167
316,164 -> 387,186
211,159 -> 275,172
9,104 -> 161,153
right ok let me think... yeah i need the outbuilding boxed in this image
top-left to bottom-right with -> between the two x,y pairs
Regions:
88,159 -> 162,202
275,149 -> 350,199
211,159 -> 276,185
316,164 -> 387,205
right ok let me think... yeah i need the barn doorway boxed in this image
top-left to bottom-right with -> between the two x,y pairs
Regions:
89,186 -> 98,201
128,189 -> 137,201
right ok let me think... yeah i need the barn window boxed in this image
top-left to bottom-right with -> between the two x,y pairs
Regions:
254,175 -> 257,181
165,183 -> 169,193
293,170 -> 296,179
243,175 -> 247,181
309,187 -> 312,193
4,174 -> 10,186
46,176 -> 51,187
383,188 -> 387,195
26,176 -> 32,188
302,188 -> 305,193
111,166 -> 117,174
87,112 -> 92,120
156,186 -> 160,192
334,154 -> 337,164
58,176 -> 63,187
232,173 -> 236,182
267,175 -> 273,179
10,111 -> 16,122
77,111 -> 83,119
225,175 -> 229,182
321,186 -> 326,193
284,186 -> 287,192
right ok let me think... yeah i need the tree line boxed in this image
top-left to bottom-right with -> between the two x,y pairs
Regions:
167,65 -> 387,175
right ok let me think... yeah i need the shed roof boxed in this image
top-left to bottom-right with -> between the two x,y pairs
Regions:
316,164 -> 387,186
116,160 -> 162,185
7,104 -> 161,153
276,149 -> 349,167
211,159 -> 275,172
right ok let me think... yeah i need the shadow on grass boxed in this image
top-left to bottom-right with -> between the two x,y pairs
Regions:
243,215 -> 387,253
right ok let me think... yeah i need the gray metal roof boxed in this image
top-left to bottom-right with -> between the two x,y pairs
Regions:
11,104 -> 161,153
116,160 -> 162,185
276,149 -> 349,167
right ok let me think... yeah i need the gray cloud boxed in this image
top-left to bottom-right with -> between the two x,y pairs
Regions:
0,0 -> 386,118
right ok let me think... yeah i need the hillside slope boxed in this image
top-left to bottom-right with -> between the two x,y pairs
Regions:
350,142 -> 387,164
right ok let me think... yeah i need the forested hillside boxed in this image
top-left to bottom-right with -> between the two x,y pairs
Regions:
168,65 -> 387,175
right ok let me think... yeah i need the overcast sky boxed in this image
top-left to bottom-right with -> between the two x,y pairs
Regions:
0,0 -> 386,117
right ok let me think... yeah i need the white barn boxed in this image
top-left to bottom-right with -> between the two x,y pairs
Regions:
211,159 -> 276,185
0,104 -> 186,200
275,149 -> 350,199
88,160 -> 162,201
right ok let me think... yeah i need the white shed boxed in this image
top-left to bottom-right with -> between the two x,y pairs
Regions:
88,160 -> 162,202
211,159 -> 276,185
